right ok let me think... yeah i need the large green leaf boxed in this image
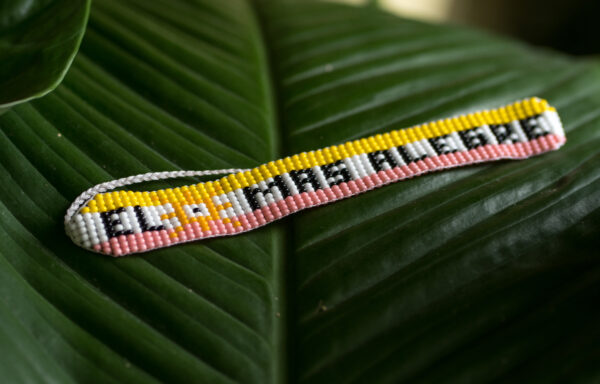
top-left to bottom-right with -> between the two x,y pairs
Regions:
0,0 -> 90,110
0,0 -> 599,383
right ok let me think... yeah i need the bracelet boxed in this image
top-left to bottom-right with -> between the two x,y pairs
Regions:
65,97 -> 566,256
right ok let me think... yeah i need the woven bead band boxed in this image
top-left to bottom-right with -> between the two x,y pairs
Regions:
66,97 -> 566,256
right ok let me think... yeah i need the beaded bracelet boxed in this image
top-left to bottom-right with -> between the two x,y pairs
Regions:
65,97 -> 566,256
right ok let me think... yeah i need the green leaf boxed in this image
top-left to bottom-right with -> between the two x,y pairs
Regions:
0,0 -> 90,110
0,0 -> 599,383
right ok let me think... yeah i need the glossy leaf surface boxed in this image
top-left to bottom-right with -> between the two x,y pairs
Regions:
0,0 -> 90,109
0,0 -> 598,383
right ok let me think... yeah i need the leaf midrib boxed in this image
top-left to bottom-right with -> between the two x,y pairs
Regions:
246,2 -> 288,384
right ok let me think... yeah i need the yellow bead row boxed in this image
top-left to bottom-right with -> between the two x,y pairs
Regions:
81,97 -> 553,214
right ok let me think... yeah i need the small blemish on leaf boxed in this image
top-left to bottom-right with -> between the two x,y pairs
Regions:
317,299 -> 327,313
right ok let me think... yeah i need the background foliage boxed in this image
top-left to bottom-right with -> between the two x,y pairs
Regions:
0,0 -> 598,383
0,0 -> 89,110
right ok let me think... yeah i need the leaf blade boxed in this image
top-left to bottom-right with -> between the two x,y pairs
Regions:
0,0 -> 91,110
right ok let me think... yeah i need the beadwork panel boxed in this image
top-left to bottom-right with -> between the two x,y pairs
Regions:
66,98 -> 565,256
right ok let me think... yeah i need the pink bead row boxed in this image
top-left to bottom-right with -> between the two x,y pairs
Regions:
96,133 -> 565,256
